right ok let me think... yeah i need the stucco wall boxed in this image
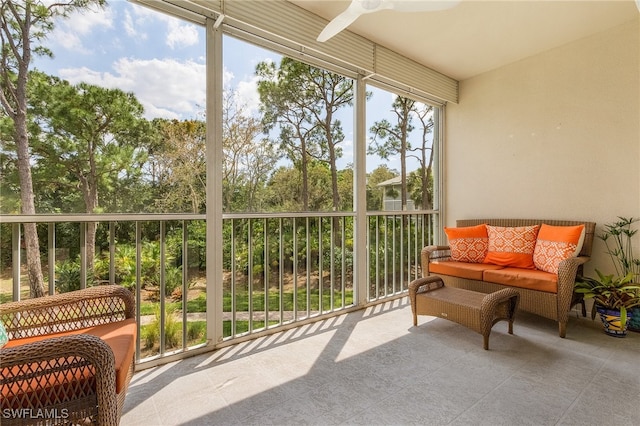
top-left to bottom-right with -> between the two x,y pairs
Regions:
445,18 -> 640,274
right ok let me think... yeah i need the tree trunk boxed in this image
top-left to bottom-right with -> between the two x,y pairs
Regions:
15,115 -> 45,298
80,174 -> 97,271
300,137 -> 309,211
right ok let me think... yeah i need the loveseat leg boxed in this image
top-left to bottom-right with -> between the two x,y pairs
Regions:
558,322 -> 567,338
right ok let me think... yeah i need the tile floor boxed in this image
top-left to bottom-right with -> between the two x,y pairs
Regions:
121,298 -> 640,425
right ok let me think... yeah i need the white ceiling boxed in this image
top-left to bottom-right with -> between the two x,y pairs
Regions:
289,0 -> 639,81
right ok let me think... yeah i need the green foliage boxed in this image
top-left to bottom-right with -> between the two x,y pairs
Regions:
222,288 -> 353,313
256,57 -> 354,212
55,258 -> 82,293
142,304 -> 180,350
164,265 -> 184,298
164,305 -> 181,348
54,257 -> 98,293
142,322 -> 159,351
576,217 -> 640,326
92,245 -> 137,290
599,217 -> 640,279
28,71 -> 151,216
366,165 -> 397,210
187,321 -> 206,343
87,234 -> 187,297
575,270 -> 640,321
150,119 -> 207,213
187,293 -> 207,313
408,168 -> 433,210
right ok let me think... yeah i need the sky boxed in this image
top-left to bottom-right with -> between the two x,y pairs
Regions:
36,0 -> 209,120
33,0 -> 429,173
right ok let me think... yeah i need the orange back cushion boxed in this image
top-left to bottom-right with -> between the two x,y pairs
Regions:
444,224 -> 489,263
533,224 -> 586,273
485,225 -> 540,269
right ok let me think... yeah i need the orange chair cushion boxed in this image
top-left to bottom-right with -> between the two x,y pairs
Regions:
429,260 -> 505,281
4,318 -> 136,394
484,225 -> 540,269
483,268 -> 558,293
533,224 -> 585,273
444,224 -> 489,263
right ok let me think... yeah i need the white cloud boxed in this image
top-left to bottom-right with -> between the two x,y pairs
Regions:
222,68 -> 235,87
166,21 -> 199,49
126,2 -> 198,49
123,9 -> 147,40
58,57 -> 206,120
235,76 -> 261,117
50,5 -> 114,53
53,30 -> 88,53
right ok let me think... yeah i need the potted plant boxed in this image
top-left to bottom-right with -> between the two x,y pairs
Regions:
575,270 -> 640,336
600,217 -> 640,331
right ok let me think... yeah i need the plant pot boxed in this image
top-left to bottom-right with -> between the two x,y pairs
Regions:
628,306 -> 640,332
596,306 -> 632,337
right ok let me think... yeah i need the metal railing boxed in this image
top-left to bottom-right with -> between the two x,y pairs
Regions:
0,211 -> 437,364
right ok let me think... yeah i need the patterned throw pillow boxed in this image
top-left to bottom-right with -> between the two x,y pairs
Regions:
533,224 -> 586,274
485,225 -> 540,269
0,319 -> 8,348
444,224 -> 489,263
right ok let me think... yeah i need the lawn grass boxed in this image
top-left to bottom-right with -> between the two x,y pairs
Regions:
140,289 -> 354,315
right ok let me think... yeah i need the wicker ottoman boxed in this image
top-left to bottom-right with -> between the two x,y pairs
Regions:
409,276 -> 520,350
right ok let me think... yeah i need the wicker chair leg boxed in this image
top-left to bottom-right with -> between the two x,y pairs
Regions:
483,335 -> 489,350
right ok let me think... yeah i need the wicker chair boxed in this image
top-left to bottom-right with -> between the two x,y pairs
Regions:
0,285 -> 136,426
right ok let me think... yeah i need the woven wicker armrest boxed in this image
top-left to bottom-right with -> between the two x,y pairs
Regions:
555,255 -> 590,335
0,334 -> 118,426
408,276 -> 444,316
480,288 -> 520,321
408,276 -> 444,295
0,285 -> 135,340
421,245 -> 451,277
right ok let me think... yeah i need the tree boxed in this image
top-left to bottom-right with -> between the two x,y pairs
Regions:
303,63 -> 353,212
264,161 -> 333,212
256,57 -> 353,212
29,71 -> 149,267
150,118 -> 206,214
369,96 -> 435,210
369,96 -> 414,211
366,165 -> 397,211
408,102 -> 435,209
222,90 -> 278,212
0,0 -> 106,297
256,59 -> 321,211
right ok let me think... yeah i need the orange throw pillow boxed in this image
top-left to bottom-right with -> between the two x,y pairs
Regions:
444,224 -> 489,263
485,225 -> 540,269
533,224 -> 586,274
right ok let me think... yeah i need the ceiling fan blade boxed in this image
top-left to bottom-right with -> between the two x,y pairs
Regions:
317,0 -> 461,43
317,3 -> 363,42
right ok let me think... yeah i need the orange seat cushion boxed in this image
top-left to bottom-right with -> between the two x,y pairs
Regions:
483,268 -> 557,293
4,318 -> 136,394
429,260 -> 505,281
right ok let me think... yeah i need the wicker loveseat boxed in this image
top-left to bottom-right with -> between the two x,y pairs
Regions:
0,285 -> 136,426
422,219 -> 596,338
